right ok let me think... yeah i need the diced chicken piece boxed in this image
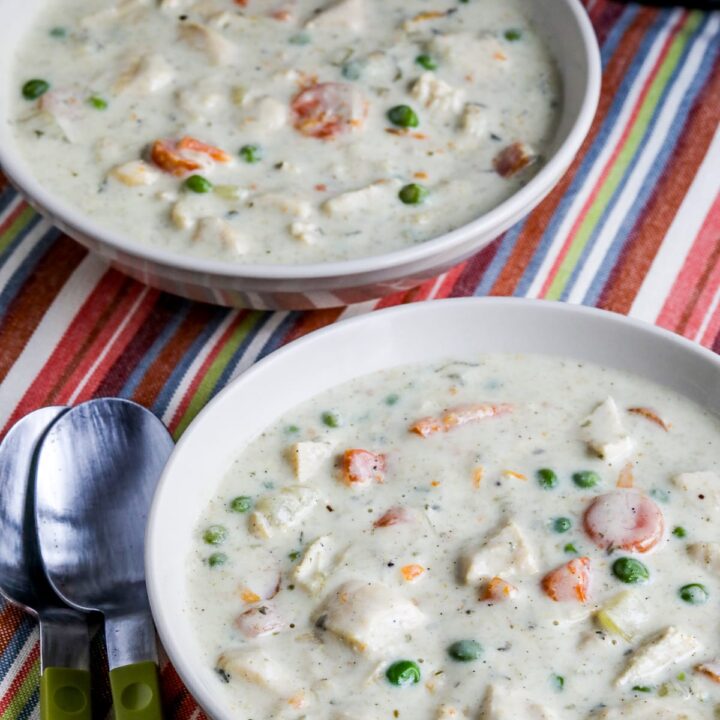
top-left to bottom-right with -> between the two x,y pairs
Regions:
595,590 -> 648,641
341,449 -> 386,488
318,580 -> 425,653
696,659 -> 720,683
480,576 -> 518,602
292,535 -> 342,594
177,84 -> 225,120
615,627 -> 702,687
582,397 -> 634,464
286,441 -> 333,483
38,88 -> 85,143
169,192 -> 226,230
373,506 -> 412,529
410,72 -> 465,114
235,602 -> 286,638
411,402 -> 513,438
289,221 -> 322,245
252,193 -> 312,220
240,96 -> 288,132
249,486 -> 320,539
459,104 -> 485,137
687,542 -> 720,575
109,160 -> 159,187
180,22 -> 237,65
541,557 -> 591,603
672,471 -> 720,513
217,650 -> 298,697
305,0 -> 365,32
436,706 -> 464,720
583,490 -> 664,553
193,217 -> 248,255
114,53 -> 174,95
479,684 -> 556,720
322,180 -> 401,218
461,521 -> 537,585
430,33 -> 510,76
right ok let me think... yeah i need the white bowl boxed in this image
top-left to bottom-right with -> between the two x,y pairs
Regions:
0,0 -> 600,309
146,297 -> 720,719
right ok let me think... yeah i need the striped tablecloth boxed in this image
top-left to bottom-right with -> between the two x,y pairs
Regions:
1,1 -> 719,718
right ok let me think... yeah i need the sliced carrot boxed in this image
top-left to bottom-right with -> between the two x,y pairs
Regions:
481,576 -> 518,602
541,557 -> 591,603
501,470 -> 527,482
616,463 -> 634,488
373,506 -> 411,529
431,480 -> 442,487
291,82 -> 367,140
342,449 -> 386,487
240,588 -> 261,604
472,466 -> 484,488
627,406 -> 670,431
493,142 -> 535,178
401,564 -> 425,582
150,139 -> 202,177
583,490 -> 664,554
177,136 -> 231,163
410,402 -> 512,438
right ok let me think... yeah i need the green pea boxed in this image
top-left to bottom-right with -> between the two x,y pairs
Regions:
564,543 -> 579,554
573,470 -> 600,488
398,183 -> 428,205
185,175 -> 213,193
551,674 -> 565,691
203,525 -> 227,545
553,517 -> 572,533
289,32 -> 311,45
321,410 -> 343,428
415,54 -> 438,70
387,105 -> 419,128
87,95 -> 108,110
612,557 -> 649,584
229,496 -> 252,513
679,583 -> 708,605
208,552 -> 227,567
672,526 -> 687,538
537,468 -> 558,489
447,640 -> 483,662
385,393 -> 400,406
386,660 -> 421,686
49,26 -> 67,38
505,28 -> 522,41
239,144 -> 263,163
22,79 -> 50,101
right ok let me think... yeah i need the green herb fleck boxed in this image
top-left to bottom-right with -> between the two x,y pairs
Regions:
288,551 -> 301,561
49,26 -> 67,38
672,526 -> 687,538
551,674 -> 565,691
632,685 -> 652,693
321,410 -> 343,428
385,393 -> 400,406
342,60 -> 364,80
564,543 -> 579,554
504,28 -> 522,41
239,144 -> 263,163
289,32 -> 311,45
87,95 -> 108,110
415,54 -> 438,70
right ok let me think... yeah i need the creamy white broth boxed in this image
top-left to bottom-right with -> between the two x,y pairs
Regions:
187,354 -> 720,720
10,0 -> 560,264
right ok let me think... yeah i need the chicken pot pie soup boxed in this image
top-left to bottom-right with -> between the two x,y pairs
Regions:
188,354 -> 720,719
11,0 -> 560,264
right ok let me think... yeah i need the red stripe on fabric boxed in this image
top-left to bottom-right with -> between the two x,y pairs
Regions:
0,605 -> 24,658
599,51 -> 720,313
0,641 -> 39,716
448,240 -> 502,297
0,201 -> 27,235
282,308 -> 344,345
539,10 -> 686,298
0,237 -> 87,391
656,191 -> 720,334
167,312 -> 246,433
488,6 -> 659,297
432,262 -> 468,299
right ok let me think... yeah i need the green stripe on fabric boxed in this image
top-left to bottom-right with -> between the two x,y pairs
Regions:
0,207 -> 36,254
0,656 -> 39,720
544,11 -> 702,300
173,312 -> 262,439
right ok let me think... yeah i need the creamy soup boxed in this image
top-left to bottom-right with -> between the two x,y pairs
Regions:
187,354 -> 720,719
10,0 -> 560,264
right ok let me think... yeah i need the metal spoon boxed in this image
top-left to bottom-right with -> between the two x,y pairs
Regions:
0,407 -> 92,720
35,398 -> 174,720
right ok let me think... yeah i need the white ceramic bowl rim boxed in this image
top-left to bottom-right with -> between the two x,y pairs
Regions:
0,0 -> 600,281
146,297 -> 720,720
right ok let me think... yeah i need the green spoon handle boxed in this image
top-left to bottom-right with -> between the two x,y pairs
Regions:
110,661 -> 163,720
40,667 -> 91,720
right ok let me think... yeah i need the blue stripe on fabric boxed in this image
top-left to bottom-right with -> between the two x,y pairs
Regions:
254,312 -> 298,362
580,12 -> 719,305
601,4 -> 639,68
0,185 -> 22,218
471,222 -> 527,297
512,9 -> 675,298
150,308 -> 229,417
0,222 -> 61,318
